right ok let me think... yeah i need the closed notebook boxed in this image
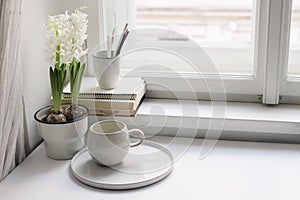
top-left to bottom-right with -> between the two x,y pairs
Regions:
63,76 -> 145,100
62,76 -> 146,111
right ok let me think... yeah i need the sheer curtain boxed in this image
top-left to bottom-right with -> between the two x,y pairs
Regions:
0,0 -> 26,180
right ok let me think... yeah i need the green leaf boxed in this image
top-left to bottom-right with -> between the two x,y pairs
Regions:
49,62 -> 68,112
54,68 -> 60,111
62,68 -> 67,85
71,63 -> 85,106
70,63 -> 74,94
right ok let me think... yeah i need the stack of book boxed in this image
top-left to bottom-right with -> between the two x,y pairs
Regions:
62,77 -> 146,116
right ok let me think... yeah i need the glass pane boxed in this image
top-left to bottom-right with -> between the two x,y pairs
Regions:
288,0 -> 300,76
134,0 -> 256,75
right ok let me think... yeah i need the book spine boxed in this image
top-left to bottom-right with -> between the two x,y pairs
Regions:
63,93 -> 137,100
61,99 -> 135,110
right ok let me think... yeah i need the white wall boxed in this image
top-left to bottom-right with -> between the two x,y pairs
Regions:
21,0 -> 66,152
63,0 -> 100,47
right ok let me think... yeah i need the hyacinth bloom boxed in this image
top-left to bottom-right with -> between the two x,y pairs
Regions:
45,7 -> 88,66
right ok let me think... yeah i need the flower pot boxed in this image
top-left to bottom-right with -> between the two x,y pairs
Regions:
34,105 -> 89,160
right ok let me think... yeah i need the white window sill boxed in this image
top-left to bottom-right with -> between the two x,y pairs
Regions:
94,98 -> 300,143
1,136 -> 300,199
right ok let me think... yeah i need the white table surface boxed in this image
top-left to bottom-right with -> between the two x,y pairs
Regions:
1,136 -> 300,200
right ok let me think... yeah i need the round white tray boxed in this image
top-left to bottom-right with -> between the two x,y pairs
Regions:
71,140 -> 174,190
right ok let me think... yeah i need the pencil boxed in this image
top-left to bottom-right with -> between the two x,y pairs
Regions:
114,23 -> 129,57
115,29 -> 129,56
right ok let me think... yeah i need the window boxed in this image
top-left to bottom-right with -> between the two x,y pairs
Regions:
280,0 -> 300,103
95,0 -> 299,104
288,0 -> 300,76
136,1 -> 253,47
135,0 -> 255,75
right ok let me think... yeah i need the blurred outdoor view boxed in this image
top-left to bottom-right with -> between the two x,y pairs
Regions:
136,0 -> 254,48
134,0 -> 300,76
289,0 -> 300,76
134,0 -> 255,75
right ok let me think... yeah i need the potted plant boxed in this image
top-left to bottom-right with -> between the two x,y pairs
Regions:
34,8 -> 89,160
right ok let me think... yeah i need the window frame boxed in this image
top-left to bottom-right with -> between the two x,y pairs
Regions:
127,0 -> 264,102
93,0 -> 297,104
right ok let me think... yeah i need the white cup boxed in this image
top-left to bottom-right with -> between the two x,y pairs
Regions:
87,120 -> 144,166
92,51 -> 120,90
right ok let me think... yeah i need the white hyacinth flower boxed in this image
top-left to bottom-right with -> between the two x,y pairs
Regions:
45,8 -> 88,66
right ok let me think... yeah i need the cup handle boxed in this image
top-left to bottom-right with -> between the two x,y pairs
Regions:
128,129 -> 144,147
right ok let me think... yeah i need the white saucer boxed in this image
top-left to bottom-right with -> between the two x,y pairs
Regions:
71,140 -> 174,190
